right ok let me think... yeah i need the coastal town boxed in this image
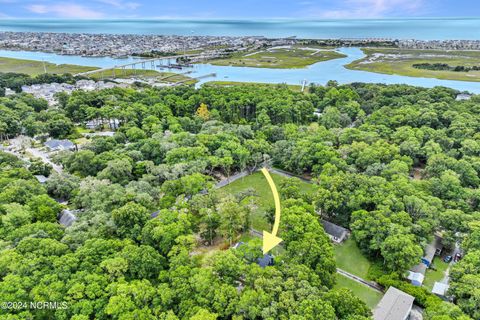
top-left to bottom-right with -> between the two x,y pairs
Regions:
2,31 -> 480,59
0,31 -> 292,57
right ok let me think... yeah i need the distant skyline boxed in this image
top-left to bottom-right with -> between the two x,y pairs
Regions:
0,0 -> 479,20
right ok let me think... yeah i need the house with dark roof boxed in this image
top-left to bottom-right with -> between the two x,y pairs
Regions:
44,139 -> 75,152
257,254 -> 274,268
321,220 -> 349,243
232,242 -> 274,268
373,286 -> 414,320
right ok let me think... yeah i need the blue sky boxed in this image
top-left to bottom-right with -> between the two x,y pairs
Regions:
0,0 -> 478,19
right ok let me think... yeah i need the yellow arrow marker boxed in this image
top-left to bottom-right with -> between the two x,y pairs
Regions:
261,167 -> 283,254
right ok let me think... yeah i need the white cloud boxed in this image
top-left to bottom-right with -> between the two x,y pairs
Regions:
27,4 -> 49,14
96,0 -> 140,10
302,0 -> 424,18
26,3 -> 105,18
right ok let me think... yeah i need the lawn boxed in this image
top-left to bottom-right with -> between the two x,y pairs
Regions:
210,47 -> 346,69
334,274 -> 383,309
423,257 -> 450,291
0,56 -> 185,81
334,238 -> 372,279
346,47 -> 480,82
219,171 -> 316,231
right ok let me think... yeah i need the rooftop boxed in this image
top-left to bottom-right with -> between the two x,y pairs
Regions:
321,219 -> 349,239
373,286 -> 414,320
432,282 -> 449,296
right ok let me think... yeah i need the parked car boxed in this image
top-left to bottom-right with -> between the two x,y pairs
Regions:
444,255 -> 452,263
454,253 -> 462,262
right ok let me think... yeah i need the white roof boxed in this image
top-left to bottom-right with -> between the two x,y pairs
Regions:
432,282 -> 449,296
407,271 -> 425,284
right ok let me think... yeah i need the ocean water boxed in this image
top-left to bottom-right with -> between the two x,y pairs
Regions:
1,18 -> 480,40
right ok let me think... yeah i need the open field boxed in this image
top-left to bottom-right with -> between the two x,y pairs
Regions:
334,274 -> 383,309
423,257 -> 450,291
219,171 -> 316,230
0,56 -> 180,80
346,48 -> 480,82
334,238 -> 372,279
210,47 -> 346,69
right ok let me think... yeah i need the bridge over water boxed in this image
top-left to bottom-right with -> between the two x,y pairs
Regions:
74,53 -> 202,77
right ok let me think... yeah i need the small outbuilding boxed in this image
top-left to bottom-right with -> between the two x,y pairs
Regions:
432,282 -> 450,298
373,286 -> 414,320
321,220 -> 349,244
34,175 -> 49,184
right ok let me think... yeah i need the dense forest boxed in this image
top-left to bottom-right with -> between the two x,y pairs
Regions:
413,63 -> 480,73
1,77 -> 479,319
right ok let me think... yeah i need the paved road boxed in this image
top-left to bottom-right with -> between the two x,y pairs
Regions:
26,147 -> 63,173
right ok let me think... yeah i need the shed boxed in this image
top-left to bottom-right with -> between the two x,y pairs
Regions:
373,286 -> 414,320
321,220 -> 349,243
34,175 -> 49,184
407,271 -> 425,287
432,282 -> 449,297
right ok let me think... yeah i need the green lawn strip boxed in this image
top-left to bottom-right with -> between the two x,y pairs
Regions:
210,48 -> 346,69
0,56 -> 190,81
334,273 -> 383,309
219,171 -> 315,231
423,257 -> 450,291
346,47 -> 480,82
0,56 -> 96,75
334,238 -> 372,279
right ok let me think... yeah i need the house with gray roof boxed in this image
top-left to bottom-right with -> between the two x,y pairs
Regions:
321,220 -> 349,243
373,286 -> 414,320
58,209 -> 80,227
44,139 -> 75,152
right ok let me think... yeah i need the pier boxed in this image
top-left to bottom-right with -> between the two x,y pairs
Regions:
73,53 -> 201,77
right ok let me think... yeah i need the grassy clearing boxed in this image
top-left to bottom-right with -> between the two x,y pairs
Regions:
210,47 -> 346,69
334,238 -> 372,279
0,56 -> 96,75
334,274 -> 383,309
0,56 -> 185,81
219,171 -> 316,231
346,48 -> 480,82
423,257 -> 450,291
